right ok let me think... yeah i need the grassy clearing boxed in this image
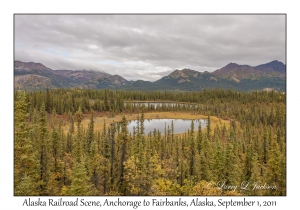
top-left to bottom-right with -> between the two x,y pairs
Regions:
70,111 -> 230,135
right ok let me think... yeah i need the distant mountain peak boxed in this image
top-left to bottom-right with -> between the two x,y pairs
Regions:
169,68 -> 200,79
223,62 -> 251,69
14,60 -> 51,70
270,60 -> 280,63
213,60 -> 285,80
254,60 -> 286,74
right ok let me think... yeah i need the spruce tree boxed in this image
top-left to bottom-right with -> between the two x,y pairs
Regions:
38,103 -> 50,195
14,91 -> 40,195
74,107 -> 83,162
87,113 -> 94,154
67,161 -> 93,196
206,114 -> 211,140
119,116 -> 129,194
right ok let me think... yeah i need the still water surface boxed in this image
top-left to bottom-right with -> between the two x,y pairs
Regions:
124,102 -> 198,108
127,119 -> 206,134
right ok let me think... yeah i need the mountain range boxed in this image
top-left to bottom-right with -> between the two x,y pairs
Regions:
14,60 -> 286,91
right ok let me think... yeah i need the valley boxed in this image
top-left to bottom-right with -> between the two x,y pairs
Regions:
14,88 -> 286,196
13,14 -> 286,198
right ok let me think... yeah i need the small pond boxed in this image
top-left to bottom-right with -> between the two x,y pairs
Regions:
127,118 -> 206,134
124,102 -> 198,109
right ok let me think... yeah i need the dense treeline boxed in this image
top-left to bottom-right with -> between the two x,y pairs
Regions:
20,88 -> 285,115
14,88 -> 286,195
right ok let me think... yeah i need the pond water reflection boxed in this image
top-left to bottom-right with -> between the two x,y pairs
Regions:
124,102 -> 198,109
127,118 -> 206,134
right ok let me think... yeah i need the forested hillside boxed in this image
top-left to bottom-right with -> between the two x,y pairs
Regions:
14,89 -> 286,196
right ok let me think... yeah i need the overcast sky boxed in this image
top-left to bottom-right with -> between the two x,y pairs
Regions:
15,14 -> 285,81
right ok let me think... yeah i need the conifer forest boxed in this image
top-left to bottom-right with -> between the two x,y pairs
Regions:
14,88 -> 286,196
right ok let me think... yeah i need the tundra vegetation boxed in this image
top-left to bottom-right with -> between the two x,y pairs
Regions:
14,88 -> 286,195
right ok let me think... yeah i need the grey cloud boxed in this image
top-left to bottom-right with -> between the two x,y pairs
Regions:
15,14 -> 285,81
